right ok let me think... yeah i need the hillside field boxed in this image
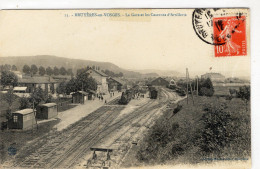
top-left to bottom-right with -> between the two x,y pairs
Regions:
122,94 -> 250,168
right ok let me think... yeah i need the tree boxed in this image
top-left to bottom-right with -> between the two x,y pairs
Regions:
237,86 -> 250,111
198,78 -> 214,97
65,78 -> 79,95
76,70 -> 97,91
92,65 -> 95,70
23,65 -> 31,74
56,81 -> 67,96
59,67 -> 67,75
11,65 -> 17,71
118,72 -> 124,77
2,89 -> 16,120
0,71 -> 18,87
30,86 -> 47,107
3,64 -> 11,71
30,64 -> 38,75
39,66 -> 46,76
46,67 -> 53,76
65,69 -> 97,94
45,94 -> 53,103
67,68 -> 73,76
19,96 -> 31,109
53,66 -> 59,76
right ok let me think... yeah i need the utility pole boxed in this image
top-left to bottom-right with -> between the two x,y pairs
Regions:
186,68 -> 189,104
32,101 -> 38,131
196,76 -> 199,96
187,69 -> 194,105
82,82 -> 84,104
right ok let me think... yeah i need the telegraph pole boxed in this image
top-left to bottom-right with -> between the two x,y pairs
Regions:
196,76 -> 199,96
186,68 -> 189,104
82,82 -> 84,104
33,101 -> 38,131
187,69 -> 194,105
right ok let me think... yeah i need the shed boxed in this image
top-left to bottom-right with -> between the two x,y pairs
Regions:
86,89 -> 96,100
36,103 -> 58,119
13,87 -> 27,93
72,91 -> 88,104
8,109 -> 36,130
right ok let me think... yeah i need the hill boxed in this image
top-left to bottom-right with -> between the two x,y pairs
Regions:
136,69 -> 183,77
0,55 -> 160,78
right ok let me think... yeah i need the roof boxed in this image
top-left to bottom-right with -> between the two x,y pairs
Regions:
87,68 -> 109,77
13,87 -> 27,91
86,89 -> 96,94
39,103 -> 57,107
201,73 -> 225,78
150,77 -> 169,84
71,91 -> 89,95
18,76 -> 57,84
109,77 -> 125,85
14,93 -> 30,98
14,109 -> 34,115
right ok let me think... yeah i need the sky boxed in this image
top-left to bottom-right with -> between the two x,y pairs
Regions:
0,9 -> 250,77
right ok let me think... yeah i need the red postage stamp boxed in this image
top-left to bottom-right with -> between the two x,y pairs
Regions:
213,16 -> 247,57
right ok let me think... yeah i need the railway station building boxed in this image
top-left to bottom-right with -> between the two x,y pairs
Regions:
107,77 -> 125,92
86,68 -> 109,94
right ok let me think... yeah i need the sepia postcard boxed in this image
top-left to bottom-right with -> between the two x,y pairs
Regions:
0,9 -> 250,169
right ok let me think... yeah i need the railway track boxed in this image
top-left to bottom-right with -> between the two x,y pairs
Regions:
55,98 -> 157,168
64,89 -> 173,168
11,97 -> 122,168
109,89 -> 173,168
11,89 -> 176,169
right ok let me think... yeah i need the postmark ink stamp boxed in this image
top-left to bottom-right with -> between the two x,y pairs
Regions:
192,8 -> 247,57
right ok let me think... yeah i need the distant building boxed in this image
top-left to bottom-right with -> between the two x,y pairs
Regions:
201,73 -> 225,82
107,77 -> 125,92
8,109 -> 36,130
17,76 -> 59,93
86,68 -> 109,94
71,91 -> 88,104
13,86 -> 27,93
149,77 -> 170,87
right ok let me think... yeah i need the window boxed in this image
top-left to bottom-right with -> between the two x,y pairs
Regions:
13,116 -> 18,123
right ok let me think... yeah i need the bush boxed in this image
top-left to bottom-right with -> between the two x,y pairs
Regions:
198,78 -> 214,97
199,106 -> 233,152
200,87 -> 214,97
45,94 -> 53,103
19,96 -> 31,109
199,102 -> 249,156
136,117 -> 180,163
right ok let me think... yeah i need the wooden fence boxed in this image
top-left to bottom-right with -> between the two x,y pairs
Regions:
56,99 -> 73,112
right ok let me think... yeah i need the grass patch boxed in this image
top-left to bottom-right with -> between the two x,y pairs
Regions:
0,118 -> 60,164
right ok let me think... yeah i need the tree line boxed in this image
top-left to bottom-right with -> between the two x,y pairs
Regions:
0,64 -> 74,76
22,65 -> 73,76
1,64 -> 124,78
